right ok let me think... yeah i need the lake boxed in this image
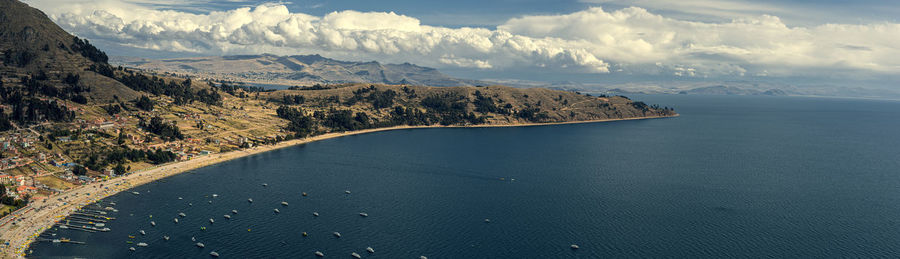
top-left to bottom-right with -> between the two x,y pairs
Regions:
29,94 -> 900,258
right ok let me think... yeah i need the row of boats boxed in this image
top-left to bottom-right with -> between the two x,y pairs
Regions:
125,187 -> 380,257
314,246 -> 375,258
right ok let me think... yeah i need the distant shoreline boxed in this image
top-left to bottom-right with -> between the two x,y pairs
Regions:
0,114 -> 675,258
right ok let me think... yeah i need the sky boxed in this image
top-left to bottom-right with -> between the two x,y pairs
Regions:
21,0 -> 900,88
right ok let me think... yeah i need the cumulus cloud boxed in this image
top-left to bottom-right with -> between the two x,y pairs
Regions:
32,1 -> 900,78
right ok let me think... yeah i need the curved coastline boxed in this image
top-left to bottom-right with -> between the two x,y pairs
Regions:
0,115 -> 674,258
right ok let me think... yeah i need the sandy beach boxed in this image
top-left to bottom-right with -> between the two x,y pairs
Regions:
0,115 -> 673,258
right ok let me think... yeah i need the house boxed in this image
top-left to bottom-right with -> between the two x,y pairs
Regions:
99,122 -> 116,129
16,185 -> 37,195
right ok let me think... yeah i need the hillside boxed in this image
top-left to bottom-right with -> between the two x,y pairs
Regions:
113,54 -> 494,87
263,84 -> 672,132
0,0 -> 140,102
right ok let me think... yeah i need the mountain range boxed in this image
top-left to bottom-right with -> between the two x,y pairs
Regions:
112,54 -> 494,87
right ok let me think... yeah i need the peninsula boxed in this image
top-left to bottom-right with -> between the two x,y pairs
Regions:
0,0 -> 675,257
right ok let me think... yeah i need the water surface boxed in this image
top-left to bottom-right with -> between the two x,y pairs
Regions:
30,95 -> 900,258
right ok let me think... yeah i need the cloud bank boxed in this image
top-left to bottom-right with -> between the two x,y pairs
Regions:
35,1 -> 900,78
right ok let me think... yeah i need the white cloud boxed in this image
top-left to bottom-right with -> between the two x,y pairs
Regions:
28,1 -> 900,78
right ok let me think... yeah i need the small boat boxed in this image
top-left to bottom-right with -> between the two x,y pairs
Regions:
209,218 -> 215,224
274,209 -> 280,213
132,192 -> 140,195
212,194 -> 218,198
232,210 -> 238,214
313,212 -> 319,217
137,242 -> 148,247
314,251 -> 324,257
178,197 -> 183,200
196,242 -> 205,248
110,202 -> 117,206
208,200 -> 212,204
262,183 -> 268,187
174,218 -> 179,223
359,212 -> 368,217
163,236 -> 170,241
224,215 -> 231,219
129,236 -> 136,239
420,256 -> 428,259
351,252 -> 362,259
484,219 -> 491,223
333,232 -> 341,238
192,237 -> 196,242
248,198 -> 253,203
129,247 -> 136,251
189,203 -> 193,206
127,241 -> 134,244
302,232 -> 308,237
139,230 -> 146,235
96,223 -> 106,227
281,201 -> 289,206
52,239 -> 60,243
570,244 -> 580,249
179,212 -> 187,217
150,221 -> 156,226
302,192 -> 308,196
345,190 -> 351,194
366,247 -> 375,253
210,251 -> 220,257
59,225 -> 69,229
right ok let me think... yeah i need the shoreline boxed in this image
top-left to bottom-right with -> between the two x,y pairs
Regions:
0,115 -> 674,258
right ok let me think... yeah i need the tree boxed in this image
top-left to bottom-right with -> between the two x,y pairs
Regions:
113,163 -> 127,175
72,165 -> 88,176
117,131 -> 126,145
135,96 -> 154,111
0,183 -> 6,198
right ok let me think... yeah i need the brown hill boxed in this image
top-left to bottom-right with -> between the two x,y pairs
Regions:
115,54 -> 494,87
0,0 -> 140,102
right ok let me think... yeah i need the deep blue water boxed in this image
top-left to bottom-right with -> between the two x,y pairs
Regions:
29,95 -> 900,258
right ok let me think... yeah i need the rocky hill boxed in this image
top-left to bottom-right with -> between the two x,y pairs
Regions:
113,54 -> 494,87
0,0 -> 141,102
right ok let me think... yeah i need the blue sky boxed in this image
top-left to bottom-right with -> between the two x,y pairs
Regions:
23,0 -> 900,89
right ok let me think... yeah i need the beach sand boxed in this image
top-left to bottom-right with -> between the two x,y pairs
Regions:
0,115 -> 674,258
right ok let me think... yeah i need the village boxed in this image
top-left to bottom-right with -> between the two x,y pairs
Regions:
0,91 -> 289,218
